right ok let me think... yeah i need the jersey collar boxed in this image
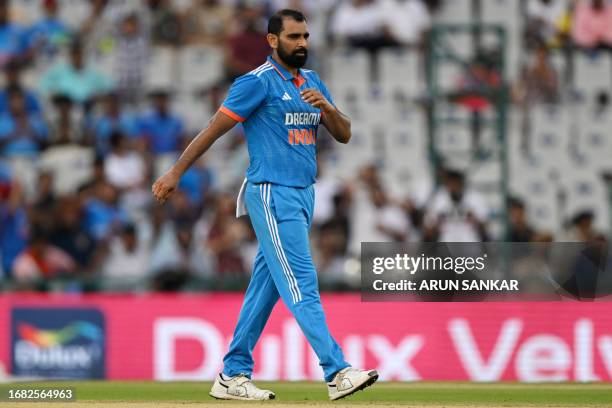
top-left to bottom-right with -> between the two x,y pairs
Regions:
267,55 -> 306,88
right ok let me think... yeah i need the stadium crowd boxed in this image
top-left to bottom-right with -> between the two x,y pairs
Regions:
0,0 -> 610,292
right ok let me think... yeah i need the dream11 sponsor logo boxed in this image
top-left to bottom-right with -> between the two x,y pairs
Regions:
11,308 -> 105,379
153,316 -> 612,382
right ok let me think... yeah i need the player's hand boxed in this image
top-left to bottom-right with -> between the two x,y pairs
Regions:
301,89 -> 333,113
152,170 -> 180,204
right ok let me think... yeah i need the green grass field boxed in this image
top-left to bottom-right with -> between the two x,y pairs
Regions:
2,381 -> 612,407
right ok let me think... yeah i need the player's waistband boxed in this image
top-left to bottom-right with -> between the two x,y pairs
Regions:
247,179 -> 314,190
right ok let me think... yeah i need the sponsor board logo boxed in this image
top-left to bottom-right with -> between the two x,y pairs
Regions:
153,317 -> 612,382
11,308 -> 105,379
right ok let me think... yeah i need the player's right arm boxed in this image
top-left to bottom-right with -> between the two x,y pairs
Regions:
152,112 -> 237,204
152,73 -> 266,204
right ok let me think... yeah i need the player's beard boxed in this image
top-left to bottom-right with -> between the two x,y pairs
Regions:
277,41 -> 308,69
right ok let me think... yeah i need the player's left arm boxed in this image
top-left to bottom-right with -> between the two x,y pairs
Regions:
301,88 -> 351,144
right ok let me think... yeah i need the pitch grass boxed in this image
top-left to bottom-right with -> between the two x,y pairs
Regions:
2,381 -> 612,406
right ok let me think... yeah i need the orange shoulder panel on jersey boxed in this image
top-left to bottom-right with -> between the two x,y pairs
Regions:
219,106 -> 245,122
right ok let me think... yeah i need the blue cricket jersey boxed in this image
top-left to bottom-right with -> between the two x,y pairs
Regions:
221,55 -> 334,188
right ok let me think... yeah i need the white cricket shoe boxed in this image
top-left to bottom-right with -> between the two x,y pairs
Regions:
327,367 -> 379,401
209,373 -> 275,400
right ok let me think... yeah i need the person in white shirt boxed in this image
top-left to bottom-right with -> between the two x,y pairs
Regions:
382,0 -> 431,46
371,185 -> 411,242
101,223 -> 150,290
424,169 -> 489,242
330,0 -> 399,80
331,0 -> 388,42
103,132 -> 146,190
349,165 -> 411,251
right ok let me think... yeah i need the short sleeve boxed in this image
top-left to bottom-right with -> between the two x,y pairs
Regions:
220,74 -> 266,122
317,75 -> 335,108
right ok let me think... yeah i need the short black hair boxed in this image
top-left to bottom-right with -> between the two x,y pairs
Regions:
110,131 -> 125,149
268,9 -> 306,35
70,39 -> 83,54
508,196 -> 525,210
121,222 -> 137,236
572,210 -> 594,226
445,169 -> 465,183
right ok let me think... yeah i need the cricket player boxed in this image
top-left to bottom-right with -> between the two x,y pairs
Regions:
152,9 -> 378,401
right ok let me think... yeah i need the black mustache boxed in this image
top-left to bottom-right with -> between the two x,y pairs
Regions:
294,49 -> 307,54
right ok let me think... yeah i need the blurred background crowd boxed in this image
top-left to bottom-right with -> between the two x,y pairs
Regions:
0,0 -> 611,292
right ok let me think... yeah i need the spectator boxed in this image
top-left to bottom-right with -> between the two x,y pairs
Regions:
139,90 -> 185,156
150,221 -> 211,285
0,61 -> 41,115
220,130 -> 249,188
181,0 -> 233,45
331,0 -> 388,46
358,163 -> 382,190
563,210 -> 597,241
453,51 -> 503,111
88,93 -> 140,156
595,90 -> 609,117
223,5 -> 269,81
83,181 -> 126,241
370,185 -> 411,242
0,88 -> 48,157
0,0 -> 30,67
103,132 -> 146,190
141,203 -> 171,248
206,193 -> 249,275
515,45 -> 560,153
113,13 -> 148,105
525,0 -> 571,49
12,228 -> 76,288
144,203 -> 210,289
515,45 -> 559,106
572,0 -> 612,49
146,0 -> 182,46
100,223 -> 150,290
508,197 -> 536,242
382,0 -> 431,47
27,0 -> 71,58
330,0 -> 397,80
315,191 -> 352,286
511,232 -> 554,293
78,0 -> 122,54
29,172 -> 56,231
313,160 -> 343,226
322,191 -> 351,254
178,157 -> 215,208
424,169 -> 489,242
79,0 -> 109,39
168,189 -> 200,226
348,164 -> 407,252
50,195 -> 98,271
316,220 -> 350,287
48,94 -> 82,145
452,50 -> 503,150
40,40 -> 113,104
0,174 -> 27,278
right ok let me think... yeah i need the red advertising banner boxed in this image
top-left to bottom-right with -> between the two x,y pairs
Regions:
1,293 -> 612,382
